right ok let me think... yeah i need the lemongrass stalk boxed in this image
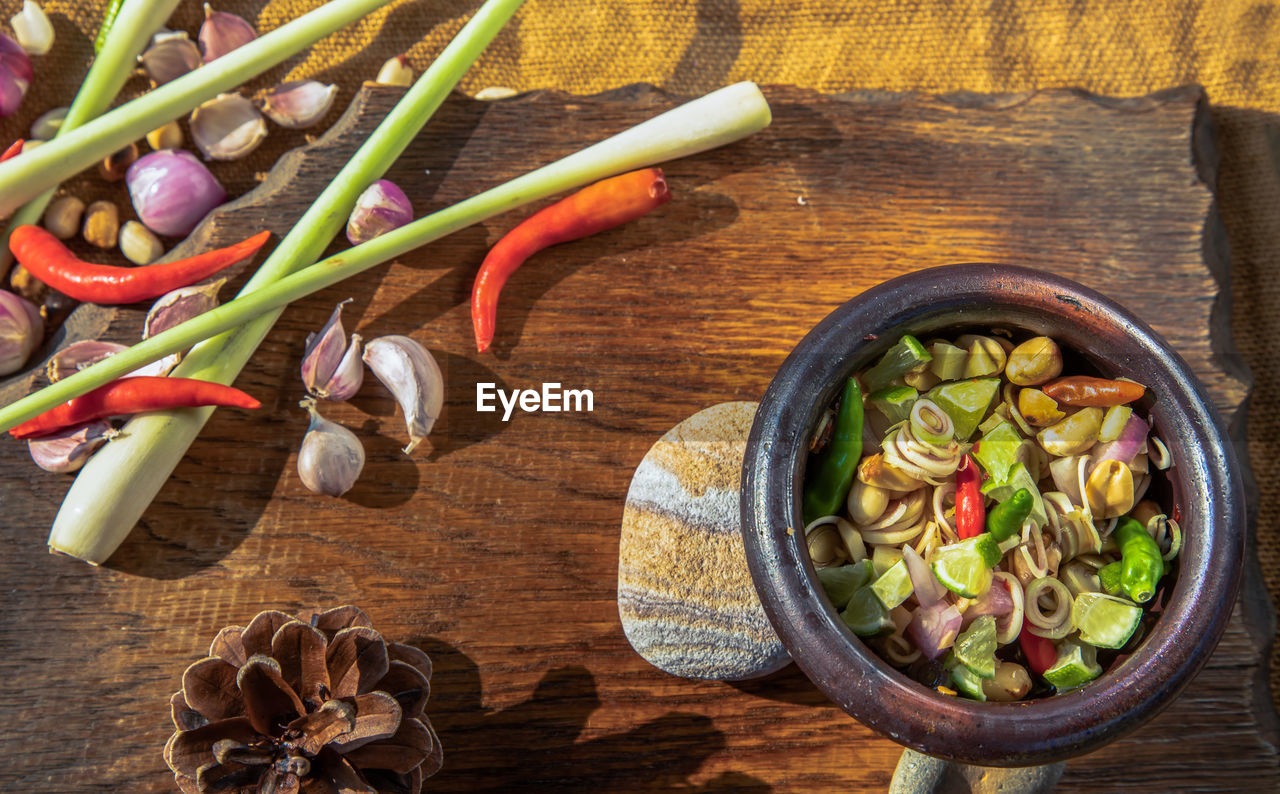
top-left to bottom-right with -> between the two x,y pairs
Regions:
41,0 -> 528,564
35,81 -> 772,564
0,0 -> 396,217
0,0 -> 182,270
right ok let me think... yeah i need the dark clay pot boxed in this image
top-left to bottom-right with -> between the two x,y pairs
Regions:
740,264 -> 1244,766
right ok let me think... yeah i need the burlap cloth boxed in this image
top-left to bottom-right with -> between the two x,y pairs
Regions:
8,0 -> 1279,707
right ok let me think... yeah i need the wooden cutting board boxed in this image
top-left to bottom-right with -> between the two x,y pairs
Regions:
1,84 -> 1275,791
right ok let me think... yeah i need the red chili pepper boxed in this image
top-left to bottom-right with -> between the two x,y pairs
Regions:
1041,376 -> 1145,407
954,453 -> 985,539
10,376 -> 260,439
470,167 -> 672,353
1019,625 -> 1057,676
1,139 -> 23,162
8,226 -> 271,305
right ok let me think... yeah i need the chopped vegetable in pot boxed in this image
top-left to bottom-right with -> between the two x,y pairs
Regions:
804,331 -> 1180,701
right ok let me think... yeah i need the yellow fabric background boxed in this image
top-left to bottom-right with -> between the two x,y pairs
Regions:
13,0 -> 1280,707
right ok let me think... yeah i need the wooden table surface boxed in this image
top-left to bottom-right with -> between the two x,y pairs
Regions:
2,84 -> 1277,792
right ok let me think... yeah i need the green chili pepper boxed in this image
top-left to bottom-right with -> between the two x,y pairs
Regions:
802,377 -> 864,525
985,487 -> 1033,541
94,0 -> 125,53
1111,516 -> 1164,603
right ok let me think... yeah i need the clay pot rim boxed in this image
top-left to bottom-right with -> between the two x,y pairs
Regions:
739,263 -> 1245,766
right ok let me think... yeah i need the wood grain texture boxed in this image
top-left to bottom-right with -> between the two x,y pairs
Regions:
0,84 -> 1274,791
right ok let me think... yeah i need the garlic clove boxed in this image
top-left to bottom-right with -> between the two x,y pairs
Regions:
190,93 -> 268,161
144,278 -> 225,339
0,288 -> 42,376
297,401 -> 365,496
45,338 -> 177,379
362,335 -> 443,454
300,298 -> 351,397
45,339 -> 127,382
11,0 -> 52,55
199,3 -> 257,64
29,105 -> 67,140
260,80 -> 337,129
28,420 -> 115,473
134,279 -> 224,377
346,179 -> 413,245
140,31 -> 202,85
322,333 -> 364,402
375,54 -> 413,86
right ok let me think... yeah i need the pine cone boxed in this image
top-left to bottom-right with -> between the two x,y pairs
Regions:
163,606 -> 442,794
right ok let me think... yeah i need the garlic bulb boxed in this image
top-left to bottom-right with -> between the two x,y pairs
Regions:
297,400 -> 365,496
260,80 -> 337,129
362,335 -> 443,454
189,93 -> 267,161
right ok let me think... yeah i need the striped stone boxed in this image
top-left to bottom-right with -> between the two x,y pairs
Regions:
618,401 -> 790,680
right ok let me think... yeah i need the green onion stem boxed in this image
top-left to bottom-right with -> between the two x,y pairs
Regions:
34,80 -> 771,564
0,0 -> 182,272
41,0 -> 531,565
0,0 -> 397,218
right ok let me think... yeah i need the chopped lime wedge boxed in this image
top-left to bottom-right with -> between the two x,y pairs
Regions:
1072,592 -> 1143,649
870,559 -> 915,609
949,658 -> 988,701
972,420 -> 1022,482
980,461 -> 1048,528
817,559 -> 875,608
1043,638 -> 1102,690
952,615 -> 998,679
869,385 -> 918,425
931,535 -> 999,598
841,586 -> 895,637
863,335 -> 932,393
872,544 -> 904,578
924,378 -> 1000,441
929,341 -> 968,382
